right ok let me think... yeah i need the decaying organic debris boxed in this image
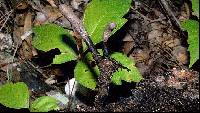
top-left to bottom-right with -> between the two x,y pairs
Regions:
0,0 -> 199,112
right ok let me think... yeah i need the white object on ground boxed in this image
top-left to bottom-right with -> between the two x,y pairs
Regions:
65,78 -> 78,97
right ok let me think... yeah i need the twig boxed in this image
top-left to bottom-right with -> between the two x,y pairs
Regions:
58,4 -> 99,61
0,10 -> 13,31
158,0 -> 181,30
47,0 -> 57,8
0,9 -> 11,23
130,6 -> 166,23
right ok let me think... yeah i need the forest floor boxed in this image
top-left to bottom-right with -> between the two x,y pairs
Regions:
0,0 -> 199,112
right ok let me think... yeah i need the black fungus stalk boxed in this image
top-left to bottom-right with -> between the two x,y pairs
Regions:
103,22 -> 117,57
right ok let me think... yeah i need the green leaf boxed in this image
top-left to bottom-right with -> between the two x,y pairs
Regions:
181,20 -> 199,67
32,23 -> 77,64
74,51 -> 142,90
84,49 -> 103,61
30,96 -> 59,112
192,0 -> 199,18
53,53 -> 74,64
83,0 -> 132,49
111,52 -> 143,85
74,50 -> 102,90
0,82 -> 29,109
74,61 -> 99,90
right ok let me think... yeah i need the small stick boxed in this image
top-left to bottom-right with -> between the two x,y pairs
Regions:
47,0 -> 57,8
0,10 -> 13,31
158,0 -> 181,30
58,4 -> 99,61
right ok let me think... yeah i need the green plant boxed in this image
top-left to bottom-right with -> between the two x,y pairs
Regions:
32,24 -> 77,64
181,20 -> 199,67
0,82 -> 59,112
74,51 -> 142,89
0,82 -> 29,109
32,0 -> 142,90
192,0 -> 199,18
83,0 -> 132,50
30,96 -> 59,112
180,0 -> 199,68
